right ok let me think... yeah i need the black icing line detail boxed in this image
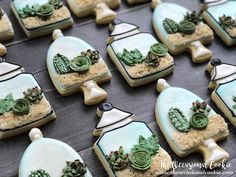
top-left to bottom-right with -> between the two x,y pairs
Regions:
95,107 -> 134,129
0,62 -> 23,77
206,11 -> 236,39
110,24 -> 139,37
215,79 -> 236,117
211,63 -> 236,81
109,32 -> 174,80
95,121 -> 153,176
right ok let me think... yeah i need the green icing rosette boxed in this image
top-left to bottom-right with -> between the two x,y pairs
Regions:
178,20 -> 196,35
150,43 -> 168,57
130,150 -> 152,171
36,4 -> 54,19
12,98 -> 30,116
62,159 -> 87,177
49,0 -> 63,10
29,169 -> 50,177
190,112 -> 208,130
70,56 -> 91,73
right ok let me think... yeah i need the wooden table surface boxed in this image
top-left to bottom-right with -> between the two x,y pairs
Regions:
1,0 -> 236,176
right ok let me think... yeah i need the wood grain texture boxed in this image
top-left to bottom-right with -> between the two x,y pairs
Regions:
0,0 -> 236,177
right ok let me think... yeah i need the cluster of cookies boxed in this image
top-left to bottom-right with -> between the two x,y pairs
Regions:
1,0 -> 236,176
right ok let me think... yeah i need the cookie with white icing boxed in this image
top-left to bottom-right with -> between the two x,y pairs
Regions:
11,0 -> 73,38
201,0 -> 236,46
107,19 -> 174,87
155,79 -> 229,168
0,7 -> 14,41
94,102 -> 173,177
47,29 -> 112,105
0,68 -> 56,139
207,59 -> 236,127
19,128 -> 92,177
152,1 -> 213,63
66,0 -> 120,24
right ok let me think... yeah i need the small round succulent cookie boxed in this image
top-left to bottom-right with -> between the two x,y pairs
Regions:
93,102 -> 173,177
155,79 -> 229,168
11,0 -> 73,38
152,1 -> 214,63
107,19 -> 174,87
47,29 -> 112,105
19,128 -> 92,177
66,0 -> 121,24
201,0 -> 236,46
0,7 -> 14,41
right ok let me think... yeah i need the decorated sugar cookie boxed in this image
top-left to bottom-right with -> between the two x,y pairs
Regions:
207,59 -> 236,127
47,29 -> 112,105
0,62 -> 56,139
0,7 -> 14,41
152,1 -> 214,63
11,0 -> 73,38
0,44 -> 7,57
201,0 -> 236,46
107,19 -> 174,87
155,79 -> 229,168
66,0 -> 121,24
126,0 -> 150,5
94,102 -> 173,177
19,128 -> 92,177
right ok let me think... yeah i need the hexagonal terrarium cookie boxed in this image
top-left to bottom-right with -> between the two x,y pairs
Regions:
11,0 -> 73,38
94,102 -> 173,177
47,29 -> 112,105
19,128 -> 92,177
155,79 -> 229,168
0,7 -> 14,41
107,19 -> 174,87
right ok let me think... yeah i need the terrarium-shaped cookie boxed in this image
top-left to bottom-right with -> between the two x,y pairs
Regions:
11,0 -> 73,38
47,29 -> 112,105
152,1 -> 214,63
107,19 -> 174,87
66,0 -> 120,24
94,102 -> 173,177
19,128 -> 92,177
0,61 -> 56,139
201,0 -> 236,46
0,7 -> 14,41
155,79 -> 229,168
207,59 -> 236,127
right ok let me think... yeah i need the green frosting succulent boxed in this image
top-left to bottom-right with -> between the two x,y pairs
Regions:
29,169 -> 51,177
190,112 -> 208,130
232,96 -> 236,109
145,52 -> 161,67
150,43 -> 168,57
53,53 -> 71,74
0,93 -> 15,115
70,56 -> 91,73
117,49 -> 144,66
81,49 -> 100,65
36,4 -> 54,19
18,5 -> 39,18
163,18 -> 179,34
191,100 -> 211,115
12,98 -> 30,116
107,146 -> 129,171
168,107 -> 190,133
49,0 -> 63,10
23,86 -> 43,104
184,11 -> 203,25
219,15 -> 236,30
62,159 -> 87,177
0,8 -> 4,20
178,20 -> 196,35
130,150 -> 152,171
131,134 -> 160,156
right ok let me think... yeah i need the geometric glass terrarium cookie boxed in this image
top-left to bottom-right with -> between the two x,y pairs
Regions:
107,19 -> 174,87
201,0 -> 236,46
94,102 -> 173,177
0,63 -> 56,139
207,59 -> 236,127
66,0 -> 121,24
47,29 -> 112,105
155,79 -> 229,168
11,0 -> 73,38
19,128 -> 92,177
152,2 -> 214,63
0,7 -> 14,41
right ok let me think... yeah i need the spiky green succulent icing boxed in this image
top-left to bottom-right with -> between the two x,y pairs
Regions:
62,159 -> 87,177
0,93 -> 15,115
191,100 -> 211,115
36,4 -> 54,19
49,0 -> 63,9
70,56 -> 91,72
29,169 -> 50,177
23,86 -> 43,104
0,8 -> 4,20
232,96 -> 236,109
178,20 -> 196,35
107,146 -> 129,171
168,107 -> 190,133
117,49 -> 144,66
163,18 -> 179,34
53,53 -> 71,74
145,52 -> 161,67
219,15 -> 236,30
81,49 -> 100,65
184,11 -> 203,25
130,150 -> 152,171
12,98 -> 30,115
